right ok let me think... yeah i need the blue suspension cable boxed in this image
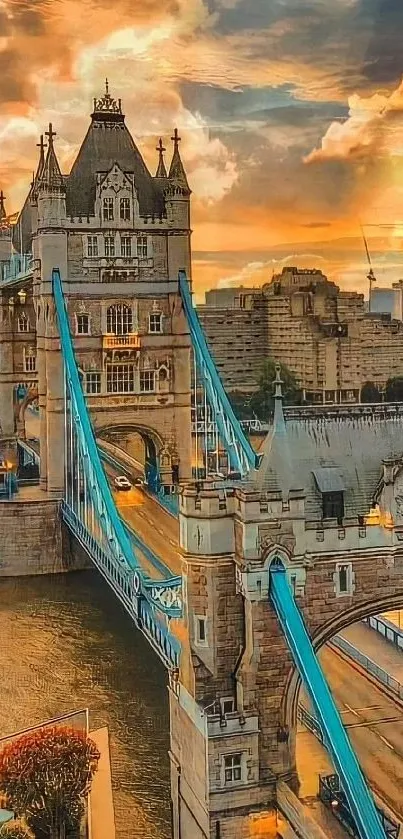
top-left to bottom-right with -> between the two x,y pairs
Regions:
52,268 -> 139,571
269,562 -> 386,839
178,270 -> 259,473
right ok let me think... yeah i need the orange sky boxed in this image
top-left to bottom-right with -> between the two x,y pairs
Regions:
2,0 -> 403,300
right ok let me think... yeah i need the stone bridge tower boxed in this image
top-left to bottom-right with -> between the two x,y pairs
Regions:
4,82 -> 193,492
173,392 -> 403,838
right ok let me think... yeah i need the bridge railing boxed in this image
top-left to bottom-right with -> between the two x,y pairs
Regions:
331,634 -> 403,701
365,614 -> 403,653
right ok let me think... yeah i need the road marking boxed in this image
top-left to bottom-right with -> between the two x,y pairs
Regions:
169,539 -> 177,547
343,702 -> 359,717
347,716 -> 402,729
376,733 -> 394,750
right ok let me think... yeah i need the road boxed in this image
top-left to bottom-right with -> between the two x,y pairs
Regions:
299,631 -> 403,826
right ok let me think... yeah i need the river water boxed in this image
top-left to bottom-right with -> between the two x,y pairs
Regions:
0,570 -> 171,839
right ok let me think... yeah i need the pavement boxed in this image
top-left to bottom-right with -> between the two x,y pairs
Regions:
298,623 -> 403,828
89,726 -> 116,839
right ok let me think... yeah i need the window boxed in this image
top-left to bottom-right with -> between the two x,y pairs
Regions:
220,698 -> 235,716
121,236 -> 132,258
322,491 -> 344,521
103,197 -> 114,221
137,236 -> 148,258
104,236 -> 115,257
140,371 -> 155,392
106,364 -> 135,393
223,754 -> 242,784
106,304 -> 133,335
149,313 -> 162,334
17,313 -> 29,333
85,372 -> 101,394
338,564 -> 348,593
194,615 -> 207,646
120,198 -> 130,221
76,313 -> 90,335
87,236 -> 98,257
25,355 -> 36,373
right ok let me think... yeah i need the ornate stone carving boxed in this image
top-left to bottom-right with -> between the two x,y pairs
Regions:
258,522 -> 296,560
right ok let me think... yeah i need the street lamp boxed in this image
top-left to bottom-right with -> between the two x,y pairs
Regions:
17,288 -> 26,305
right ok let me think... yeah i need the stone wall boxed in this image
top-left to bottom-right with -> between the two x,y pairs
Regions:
0,498 -> 91,576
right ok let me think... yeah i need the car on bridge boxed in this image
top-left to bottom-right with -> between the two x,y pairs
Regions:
114,475 -> 132,491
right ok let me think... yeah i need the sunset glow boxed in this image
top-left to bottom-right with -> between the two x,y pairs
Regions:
2,0 -> 403,299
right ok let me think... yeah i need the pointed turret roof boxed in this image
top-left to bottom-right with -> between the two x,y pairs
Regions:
65,81 -> 164,218
0,190 -> 6,221
38,124 -> 65,194
252,365 -> 297,499
155,138 -> 168,178
168,129 -> 190,192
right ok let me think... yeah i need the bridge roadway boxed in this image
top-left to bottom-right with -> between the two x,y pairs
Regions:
299,624 -> 403,827
104,464 -> 182,579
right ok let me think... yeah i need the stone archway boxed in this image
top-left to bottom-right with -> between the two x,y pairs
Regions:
14,384 -> 38,439
96,423 -> 170,491
281,590 -> 403,739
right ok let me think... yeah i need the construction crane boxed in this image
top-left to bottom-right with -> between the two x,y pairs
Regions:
360,225 -> 377,312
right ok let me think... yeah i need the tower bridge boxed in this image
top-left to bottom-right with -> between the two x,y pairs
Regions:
1,85 -> 403,839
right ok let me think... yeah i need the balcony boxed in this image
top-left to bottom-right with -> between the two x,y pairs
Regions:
102,333 -> 140,350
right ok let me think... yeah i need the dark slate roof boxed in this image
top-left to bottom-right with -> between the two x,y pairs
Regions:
250,413 -> 403,520
65,116 -> 165,218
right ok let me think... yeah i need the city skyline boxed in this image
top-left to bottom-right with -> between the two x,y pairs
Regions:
2,0 -> 403,298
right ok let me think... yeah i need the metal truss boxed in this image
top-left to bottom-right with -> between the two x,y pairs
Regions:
179,270 -> 260,476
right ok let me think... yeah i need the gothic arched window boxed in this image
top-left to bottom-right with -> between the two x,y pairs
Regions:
17,312 -> 30,333
106,304 -> 133,335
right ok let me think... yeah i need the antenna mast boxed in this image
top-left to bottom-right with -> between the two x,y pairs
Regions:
360,224 -> 376,313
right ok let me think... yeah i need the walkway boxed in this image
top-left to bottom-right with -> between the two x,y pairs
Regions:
298,624 -> 403,828
340,621 -> 403,683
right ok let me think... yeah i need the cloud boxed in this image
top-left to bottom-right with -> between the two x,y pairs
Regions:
304,77 -> 403,163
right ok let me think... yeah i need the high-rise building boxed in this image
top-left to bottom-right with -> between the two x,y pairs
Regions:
197,287 -> 266,392
198,267 -> 403,403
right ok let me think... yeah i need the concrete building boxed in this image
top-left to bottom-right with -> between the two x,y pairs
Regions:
199,267 -> 403,403
198,287 -> 266,392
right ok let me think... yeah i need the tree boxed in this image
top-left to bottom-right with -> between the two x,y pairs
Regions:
0,820 -> 34,839
228,390 -> 255,421
0,726 -> 100,839
361,381 -> 381,403
385,376 -> 403,403
249,359 -> 301,420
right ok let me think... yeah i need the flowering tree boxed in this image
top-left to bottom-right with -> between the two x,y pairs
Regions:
0,819 -> 34,838
0,726 -> 100,839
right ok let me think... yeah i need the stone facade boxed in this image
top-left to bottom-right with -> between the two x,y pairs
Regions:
170,402 -> 403,838
0,85 -> 193,489
0,497 -> 90,575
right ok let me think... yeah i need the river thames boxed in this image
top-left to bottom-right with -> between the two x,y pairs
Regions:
0,569 -> 171,839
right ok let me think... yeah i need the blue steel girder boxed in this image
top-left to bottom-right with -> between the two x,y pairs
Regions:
269,561 -> 386,839
52,269 -> 183,659
178,270 -> 259,476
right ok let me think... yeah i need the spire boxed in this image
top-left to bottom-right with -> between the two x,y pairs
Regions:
252,363 -> 295,499
0,190 -> 6,221
36,135 -> 46,181
273,363 -> 286,434
38,124 -> 65,194
92,79 -> 124,123
30,135 -> 47,201
168,128 -> 190,191
155,138 -> 168,178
